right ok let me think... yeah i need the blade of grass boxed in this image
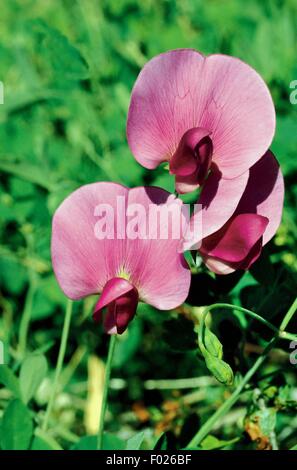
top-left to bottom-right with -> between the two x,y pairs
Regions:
42,299 -> 73,431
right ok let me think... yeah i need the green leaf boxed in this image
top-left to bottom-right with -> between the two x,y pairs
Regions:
30,427 -> 63,450
20,354 -> 48,404
0,399 -> 33,450
258,408 -> 276,437
72,433 -> 125,450
126,431 -> 145,450
154,431 -> 176,450
72,436 -> 96,450
0,365 -> 21,398
32,429 -> 63,450
101,433 -> 125,450
200,435 -> 239,450
30,436 -> 55,450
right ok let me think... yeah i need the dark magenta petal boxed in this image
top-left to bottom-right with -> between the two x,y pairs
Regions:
240,238 -> 263,269
200,213 -> 268,264
196,136 -> 213,184
203,237 -> 263,274
113,292 -> 138,334
169,127 -> 213,192
93,278 -> 138,335
170,128 -> 211,177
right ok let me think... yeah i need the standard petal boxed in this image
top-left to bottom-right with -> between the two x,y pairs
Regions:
203,54 -> 275,178
51,182 -> 128,300
127,49 -> 275,177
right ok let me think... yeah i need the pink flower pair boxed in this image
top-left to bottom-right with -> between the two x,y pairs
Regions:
51,49 -> 284,334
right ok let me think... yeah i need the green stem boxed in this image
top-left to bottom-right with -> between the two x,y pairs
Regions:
188,297 -> 297,448
280,331 -> 297,342
97,334 -> 117,450
187,337 -> 277,448
42,299 -> 73,431
279,297 -> 297,331
198,303 -> 296,341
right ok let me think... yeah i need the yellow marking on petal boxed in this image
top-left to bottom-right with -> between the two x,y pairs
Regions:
116,267 -> 131,281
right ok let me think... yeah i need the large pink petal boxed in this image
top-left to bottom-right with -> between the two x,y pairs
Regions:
204,54 -> 275,178
127,49 -> 275,177
235,150 -> 284,245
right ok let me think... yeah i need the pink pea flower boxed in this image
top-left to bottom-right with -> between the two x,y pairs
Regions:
189,151 -> 284,274
51,183 -> 190,334
127,49 -> 275,195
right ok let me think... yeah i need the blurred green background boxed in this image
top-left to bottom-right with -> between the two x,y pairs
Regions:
0,0 -> 296,451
